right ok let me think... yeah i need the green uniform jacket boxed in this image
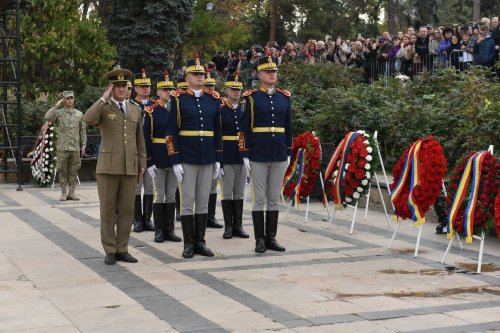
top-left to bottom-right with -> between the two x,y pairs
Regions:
44,106 -> 87,151
84,98 -> 146,176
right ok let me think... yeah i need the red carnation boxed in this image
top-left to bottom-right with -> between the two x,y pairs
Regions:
355,169 -> 365,180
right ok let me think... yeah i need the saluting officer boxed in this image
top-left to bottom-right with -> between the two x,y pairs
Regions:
143,71 -> 182,244
165,55 -> 223,258
220,71 -> 249,239
83,68 -> 146,265
240,54 -> 292,253
203,70 -> 223,229
132,69 -> 155,233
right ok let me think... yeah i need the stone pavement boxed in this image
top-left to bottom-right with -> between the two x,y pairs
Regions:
1,182 -> 500,333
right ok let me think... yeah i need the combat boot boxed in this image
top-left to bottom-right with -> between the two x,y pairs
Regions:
60,186 -> 68,201
66,186 -> 80,200
132,195 -> 143,232
181,215 -> 195,258
153,203 -> 165,243
142,194 -> 155,231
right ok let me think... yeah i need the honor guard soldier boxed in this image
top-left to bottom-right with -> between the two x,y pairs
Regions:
220,71 -> 249,239
132,68 -> 155,233
177,75 -> 188,91
240,53 -> 292,253
203,70 -> 223,229
83,68 -> 146,265
143,71 -> 182,243
165,55 -> 223,258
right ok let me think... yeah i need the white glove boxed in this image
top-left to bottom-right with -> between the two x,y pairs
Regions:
212,162 -> 220,180
147,165 -> 157,178
243,158 -> 251,178
173,164 -> 184,183
287,156 -> 291,168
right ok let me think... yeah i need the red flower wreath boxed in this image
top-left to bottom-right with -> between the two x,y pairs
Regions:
282,132 -> 321,200
495,191 -> 500,238
445,151 -> 500,237
390,136 -> 447,221
324,131 -> 374,207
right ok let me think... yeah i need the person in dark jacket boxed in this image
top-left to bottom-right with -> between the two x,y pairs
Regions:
416,26 -> 431,72
474,26 -> 496,67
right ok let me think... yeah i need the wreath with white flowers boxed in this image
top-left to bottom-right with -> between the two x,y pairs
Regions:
324,130 -> 374,208
29,121 -> 57,187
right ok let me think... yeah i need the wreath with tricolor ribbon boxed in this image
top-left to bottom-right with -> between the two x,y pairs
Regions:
324,130 -> 374,208
28,121 -> 57,187
445,151 -> 499,243
390,136 -> 446,225
282,132 -> 321,207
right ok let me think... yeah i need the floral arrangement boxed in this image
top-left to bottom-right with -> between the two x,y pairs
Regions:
29,121 -> 57,187
495,191 -> 500,238
445,151 -> 499,242
390,136 -> 446,225
282,132 -> 321,206
324,130 -> 373,208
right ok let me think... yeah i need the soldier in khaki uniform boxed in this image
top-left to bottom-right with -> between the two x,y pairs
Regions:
44,91 -> 86,201
83,69 -> 146,265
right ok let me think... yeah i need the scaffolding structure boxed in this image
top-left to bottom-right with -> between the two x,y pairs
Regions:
0,0 -> 22,190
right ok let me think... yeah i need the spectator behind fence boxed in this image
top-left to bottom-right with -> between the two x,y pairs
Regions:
416,26 -> 431,72
396,34 -> 414,77
491,17 -> 499,52
449,35 -> 461,69
333,36 -> 350,65
460,33 -> 474,70
388,37 -> 401,73
474,25 -> 496,67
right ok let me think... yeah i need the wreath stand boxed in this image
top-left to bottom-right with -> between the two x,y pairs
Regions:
326,131 -> 392,234
51,169 -> 81,189
440,145 -> 494,274
283,171 -> 332,223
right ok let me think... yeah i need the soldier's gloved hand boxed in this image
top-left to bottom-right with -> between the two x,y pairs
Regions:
243,158 -> 251,178
173,164 -> 184,183
147,165 -> 157,178
212,162 -> 221,180
287,156 -> 291,168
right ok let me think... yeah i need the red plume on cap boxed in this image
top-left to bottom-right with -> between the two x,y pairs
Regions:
266,50 -> 272,57
195,53 -> 200,66
235,70 -> 239,82
141,67 -> 146,79
164,70 -> 169,81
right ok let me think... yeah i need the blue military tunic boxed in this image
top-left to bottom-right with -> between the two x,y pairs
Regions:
220,100 -> 245,165
143,100 -> 172,168
165,89 -> 223,165
240,87 -> 292,162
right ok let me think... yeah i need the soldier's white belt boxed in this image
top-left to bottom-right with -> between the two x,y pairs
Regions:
179,130 -> 214,137
252,127 -> 285,133
152,138 -> 166,143
222,135 -> 239,141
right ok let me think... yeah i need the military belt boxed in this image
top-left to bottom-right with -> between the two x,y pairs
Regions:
222,135 -> 239,141
152,138 -> 166,143
252,127 -> 285,133
179,130 -> 214,137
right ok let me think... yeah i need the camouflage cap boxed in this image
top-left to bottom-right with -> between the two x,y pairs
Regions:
63,91 -> 74,98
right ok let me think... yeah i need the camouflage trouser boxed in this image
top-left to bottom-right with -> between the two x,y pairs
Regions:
57,150 -> 81,187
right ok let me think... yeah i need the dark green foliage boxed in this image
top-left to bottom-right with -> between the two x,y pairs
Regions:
108,0 -> 194,73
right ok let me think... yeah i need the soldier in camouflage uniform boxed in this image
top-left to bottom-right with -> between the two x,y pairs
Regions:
44,91 -> 87,201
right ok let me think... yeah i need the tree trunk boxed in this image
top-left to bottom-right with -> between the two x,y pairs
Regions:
473,0 -> 480,22
387,0 -> 397,34
82,0 -> 90,19
270,0 -> 278,43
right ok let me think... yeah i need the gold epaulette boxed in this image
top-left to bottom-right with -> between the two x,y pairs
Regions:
219,97 -> 228,108
171,90 -> 186,98
144,102 -> 159,113
206,91 -> 220,99
243,89 -> 258,97
276,88 -> 291,97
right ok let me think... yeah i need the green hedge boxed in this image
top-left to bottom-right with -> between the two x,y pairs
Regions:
279,63 -> 500,170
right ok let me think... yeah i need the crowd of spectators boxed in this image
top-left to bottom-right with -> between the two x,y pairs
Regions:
204,16 -> 499,84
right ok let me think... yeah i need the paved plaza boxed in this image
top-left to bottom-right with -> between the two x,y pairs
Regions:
1,182 -> 500,333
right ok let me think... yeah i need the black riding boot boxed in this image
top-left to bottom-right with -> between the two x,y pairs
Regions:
232,199 -> 249,238
165,202 -> 181,242
206,193 -> 223,228
132,195 -> 143,232
252,211 -> 266,253
221,200 -> 234,239
194,214 -> 214,257
265,211 -> 285,252
142,194 -> 155,231
153,203 -> 165,243
181,215 -> 195,258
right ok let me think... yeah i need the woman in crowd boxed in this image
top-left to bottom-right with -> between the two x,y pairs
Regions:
449,35 -> 462,69
460,33 -> 474,71
396,34 -> 414,77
